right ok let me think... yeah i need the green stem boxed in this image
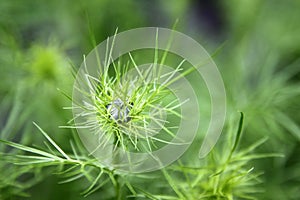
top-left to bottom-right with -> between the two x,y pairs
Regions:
115,174 -> 122,200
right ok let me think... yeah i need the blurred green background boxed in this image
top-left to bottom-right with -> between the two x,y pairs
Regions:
0,0 -> 299,199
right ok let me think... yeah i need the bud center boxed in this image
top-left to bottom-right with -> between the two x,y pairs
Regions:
106,98 -> 131,123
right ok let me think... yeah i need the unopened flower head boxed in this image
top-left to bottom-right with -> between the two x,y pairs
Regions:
76,53 -> 184,152
71,28 -> 226,173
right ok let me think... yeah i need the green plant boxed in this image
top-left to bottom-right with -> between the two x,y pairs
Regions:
0,111 -> 281,200
217,2 -> 300,198
0,28 -> 190,199
0,38 -> 72,198
1,123 -> 123,198
0,30 -> 287,200
131,113 -> 281,200
70,45 -> 185,154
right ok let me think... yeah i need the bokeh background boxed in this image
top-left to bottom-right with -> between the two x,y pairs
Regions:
0,0 -> 299,199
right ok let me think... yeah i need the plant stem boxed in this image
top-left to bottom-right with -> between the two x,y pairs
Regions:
115,174 -> 122,200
